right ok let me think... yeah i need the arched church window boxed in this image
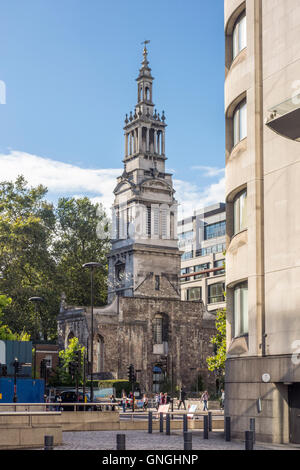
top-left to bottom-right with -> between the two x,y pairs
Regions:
115,263 -> 125,284
152,365 -> 164,393
145,87 -> 150,101
67,332 -> 74,343
153,315 -> 163,344
153,314 -> 169,344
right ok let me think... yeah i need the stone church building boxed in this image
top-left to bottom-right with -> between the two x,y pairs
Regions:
57,45 -> 216,393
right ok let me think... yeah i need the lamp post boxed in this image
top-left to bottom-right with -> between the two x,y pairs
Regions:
28,296 -> 44,380
82,262 -> 101,403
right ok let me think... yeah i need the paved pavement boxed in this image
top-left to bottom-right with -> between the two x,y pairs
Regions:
37,430 -> 300,451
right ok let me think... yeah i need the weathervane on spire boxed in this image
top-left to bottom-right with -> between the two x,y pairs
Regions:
141,40 -> 150,48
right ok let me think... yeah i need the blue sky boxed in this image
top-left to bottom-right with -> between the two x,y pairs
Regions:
0,0 -> 225,218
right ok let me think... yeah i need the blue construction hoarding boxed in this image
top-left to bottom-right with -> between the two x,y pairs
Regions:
0,340 -> 33,377
0,377 -> 45,403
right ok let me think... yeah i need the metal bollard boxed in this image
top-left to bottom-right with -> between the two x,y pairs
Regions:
166,413 -> 170,435
183,413 -> 188,433
159,412 -> 164,433
116,434 -> 126,450
208,411 -> 212,432
225,416 -> 231,442
44,435 -> 54,450
203,414 -> 209,439
245,431 -> 254,450
184,431 -> 192,450
250,418 -> 256,443
148,411 -> 153,434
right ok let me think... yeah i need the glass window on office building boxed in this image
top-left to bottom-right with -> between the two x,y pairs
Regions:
233,99 -> 247,147
181,251 -> 193,261
180,267 -> 191,282
204,221 -> 226,240
234,282 -> 248,337
214,259 -> 225,276
208,282 -> 225,304
194,263 -> 210,279
186,287 -> 202,301
232,11 -> 247,60
233,190 -> 247,235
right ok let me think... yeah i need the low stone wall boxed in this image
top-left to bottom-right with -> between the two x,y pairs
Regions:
60,410 -> 120,431
0,412 -> 62,450
0,410 -> 224,449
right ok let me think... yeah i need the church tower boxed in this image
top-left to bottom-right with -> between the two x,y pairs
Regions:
107,43 -> 181,302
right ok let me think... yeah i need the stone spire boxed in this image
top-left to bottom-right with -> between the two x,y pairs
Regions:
138,41 -> 153,80
107,43 -> 179,302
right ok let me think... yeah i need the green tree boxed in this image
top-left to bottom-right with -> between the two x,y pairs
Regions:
0,294 -> 30,341
0,176 -> 59,340
55,337 -> 85,386
206,307 -> 226,372
54,197 -> 110,306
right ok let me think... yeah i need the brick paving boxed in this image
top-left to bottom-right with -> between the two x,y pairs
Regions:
39,430 -> 299,451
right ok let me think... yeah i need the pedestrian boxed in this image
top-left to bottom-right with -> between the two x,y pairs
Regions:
201,390 -> 209,411
121,391 -> 127,413
220,389 -> 225,410
128,391 -> 133,409
155,393 -> 160,410
142,394 -> 148,411
159,392 -> 165,405
110,394 -> 117,411
178,387 -> 186,410
54,392 -> 61,412
164,392 -> 170,404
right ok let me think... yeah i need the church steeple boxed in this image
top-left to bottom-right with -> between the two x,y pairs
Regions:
136,41 -> 154,115
123,42 -> 166,169
107,43 -> 179,303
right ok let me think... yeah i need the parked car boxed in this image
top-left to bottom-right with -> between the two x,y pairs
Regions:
60,390 -> 91,411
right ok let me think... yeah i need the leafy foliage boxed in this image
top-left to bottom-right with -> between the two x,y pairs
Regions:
0,177 -> 110,341
54,337 -> 85,386
206,307 -> 226,372
54,197 -> 110,307
0,294 -> 30,340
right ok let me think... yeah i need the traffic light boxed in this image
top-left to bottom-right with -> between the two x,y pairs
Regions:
13,359 -> 22,375
69,361 -> 76,377
74,350 -> 81,372
1,365 -> 7,376
127,364 -> 135,383
40,359 -> 47,379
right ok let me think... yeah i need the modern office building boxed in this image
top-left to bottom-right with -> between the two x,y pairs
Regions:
225,0 -> 300,444
178,203 -> 226,314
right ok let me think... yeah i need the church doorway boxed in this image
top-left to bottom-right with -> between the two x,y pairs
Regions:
152,365 -> 164,393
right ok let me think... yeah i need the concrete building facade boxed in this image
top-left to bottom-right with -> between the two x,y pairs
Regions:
225,0 -> 300,444
58,45 -> 216,394
178,203 -> 226,315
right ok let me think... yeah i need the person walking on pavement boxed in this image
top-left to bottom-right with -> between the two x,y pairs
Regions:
220,389 -> 225,410
178,387 -> 186,410
155,393 -> 160,410
201,390 -> 209,411
54,392 -> 62,412
142,394 -> 148,411
121,391 -> 127,413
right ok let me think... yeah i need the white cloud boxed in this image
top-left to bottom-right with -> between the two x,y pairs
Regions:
174,176 -> 225,220
191,165 -> 225,178
0,150 -> 225,218
0,150 -> 121,213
